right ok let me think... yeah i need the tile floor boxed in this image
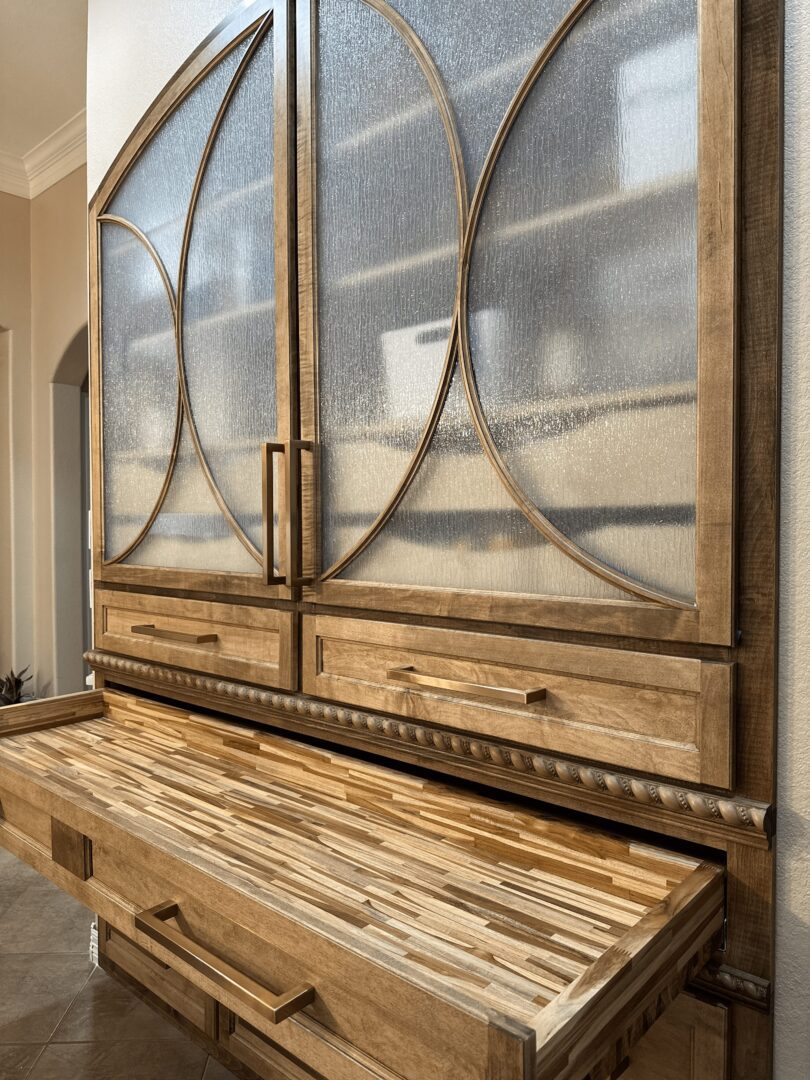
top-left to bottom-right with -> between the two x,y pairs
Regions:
0,848 -> 238,1079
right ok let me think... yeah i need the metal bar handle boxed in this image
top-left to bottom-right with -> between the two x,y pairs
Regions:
130,625 -> 218,645
262,442 -> 286,586
135,902 -> 315,1025
285,439 -> 315,587
387,666 -> 546,705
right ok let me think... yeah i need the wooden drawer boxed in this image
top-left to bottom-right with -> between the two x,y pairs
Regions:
0,690 -> 724,1080
302,615 -> 733,787
100,920 -> 213,1036
95,589 -> 296,690
622,993 -> 728,1079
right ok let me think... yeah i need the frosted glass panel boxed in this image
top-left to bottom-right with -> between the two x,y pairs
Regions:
317,0 -> 459,571
183,28 -> 276,554
107,37 -> 252,287
385,0 -> 572,186
345,370 -> 627,600
468,0 -> 698,601
125,422 -> 258,573
100,222 -> 177,560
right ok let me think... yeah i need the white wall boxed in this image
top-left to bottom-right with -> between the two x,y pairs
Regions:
776,4 -> 810,1079
86,0 -> 808,1071
86,0 -> 235,195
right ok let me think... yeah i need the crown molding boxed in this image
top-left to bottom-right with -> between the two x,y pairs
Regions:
0,110 -> 86,200
0,152 -> 30,199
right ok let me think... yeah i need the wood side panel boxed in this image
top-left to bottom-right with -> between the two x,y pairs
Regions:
95,590 -> 297,690
302,614 -> 733,786
51,819 -> 93,881
622,994 -> 729,1079
0,690 -> 105,738
102,923 -> 211,1034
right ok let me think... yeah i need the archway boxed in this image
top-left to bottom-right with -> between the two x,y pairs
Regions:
51,325 -> 89,694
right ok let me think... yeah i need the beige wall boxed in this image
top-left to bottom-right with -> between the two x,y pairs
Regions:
30,166 -> 89,695
0,190 -> 33,679
0,168 -> 88,695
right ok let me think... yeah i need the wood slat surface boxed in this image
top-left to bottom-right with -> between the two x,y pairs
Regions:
0,691 -> 717,1035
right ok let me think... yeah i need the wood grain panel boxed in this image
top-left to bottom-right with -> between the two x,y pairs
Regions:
0,689 -> 723,1080
622,993 -> 728,1079
95,589 -> 297,690
302,615 -> 733,786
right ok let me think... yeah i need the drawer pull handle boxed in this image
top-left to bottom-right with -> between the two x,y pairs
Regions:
135,902 -> 315,1024
386,666 -> 546,705
130,624 -> 219,645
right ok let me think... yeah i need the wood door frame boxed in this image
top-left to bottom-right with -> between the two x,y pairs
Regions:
296,0 -> 739,645
89,0 -> 298,603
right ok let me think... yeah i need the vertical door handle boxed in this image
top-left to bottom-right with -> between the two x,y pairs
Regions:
262,442 -> 286,585
263,440 -> 315,587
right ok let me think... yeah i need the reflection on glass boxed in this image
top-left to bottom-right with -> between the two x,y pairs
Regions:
101,222 -> 177,560
343,370 -> 628,599
124,422 -> 259,573
468,0 -> 698,601
107,38 -> 252,288
385,0 -> 573,187
183,28 -> 277,557
317,0 -> 459,571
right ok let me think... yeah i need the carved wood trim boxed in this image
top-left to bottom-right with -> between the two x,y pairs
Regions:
85,650 -> 773,844
692,963 -> 771,1011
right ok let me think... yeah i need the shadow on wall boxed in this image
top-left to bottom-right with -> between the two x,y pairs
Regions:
49,325 -> 90,697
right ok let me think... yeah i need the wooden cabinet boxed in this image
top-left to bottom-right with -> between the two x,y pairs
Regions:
15,0 -> 779,1076
0,691 -> 725,1080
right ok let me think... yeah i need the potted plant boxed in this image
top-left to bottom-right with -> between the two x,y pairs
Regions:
0,667 -> 33,706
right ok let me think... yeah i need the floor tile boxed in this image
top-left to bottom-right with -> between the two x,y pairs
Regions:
53,968 -> 190,1044
0,881 -> 92,955
0,954 -> 94,1044
0,1044 -> 45,1077
202,1056 -> 239,1079
0,850 -> 49,918
26,1039 -> 208,1080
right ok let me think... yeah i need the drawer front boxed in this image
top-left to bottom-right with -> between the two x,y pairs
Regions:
95,589 -> 296,690
221,1011 -> 398,1080
622,994 -> 728,1079
100,921 -> 212,1036
302,615 -> 733,787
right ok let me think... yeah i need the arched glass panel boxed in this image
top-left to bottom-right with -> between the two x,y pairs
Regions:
107,37 -> 253,288
316,0 -> 460,571
467,0 -> 698,601
183,27 -> 276,554
100,221 -> 177,560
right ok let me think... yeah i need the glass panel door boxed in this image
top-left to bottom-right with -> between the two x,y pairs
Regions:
93,2 -> 295,591
299,0 -> 736,643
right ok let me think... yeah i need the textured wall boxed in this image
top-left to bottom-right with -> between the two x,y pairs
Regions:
777,3 -> 810,1077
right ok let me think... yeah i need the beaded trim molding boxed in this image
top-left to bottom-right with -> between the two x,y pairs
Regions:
86,650 -> 773,842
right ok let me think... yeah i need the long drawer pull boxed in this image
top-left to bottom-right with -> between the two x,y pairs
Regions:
386,666 -> 546,705
130,624 -> 219,645
135,902 -> 315,1024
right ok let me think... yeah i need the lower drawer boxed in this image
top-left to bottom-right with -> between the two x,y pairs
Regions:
95,588 -> 296,690
100,921 -> 212,1036
302,614 -> 733,786
0,689 -> 725,1080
